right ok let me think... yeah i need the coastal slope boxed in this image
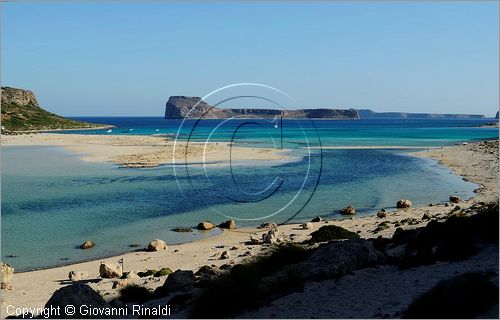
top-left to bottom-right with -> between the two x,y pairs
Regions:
1,87 -> 102,132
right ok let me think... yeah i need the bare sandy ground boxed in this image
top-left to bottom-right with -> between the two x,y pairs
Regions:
0,139 -> 498,318
1,133 -> 293,168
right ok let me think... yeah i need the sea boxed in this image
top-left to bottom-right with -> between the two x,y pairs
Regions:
2,117 -> 498,271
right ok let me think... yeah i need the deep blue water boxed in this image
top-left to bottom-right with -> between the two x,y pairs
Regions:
2,117 -> 498,271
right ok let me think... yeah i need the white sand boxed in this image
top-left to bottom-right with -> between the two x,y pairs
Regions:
0,139 -> 497,318
1,133 -> 293,168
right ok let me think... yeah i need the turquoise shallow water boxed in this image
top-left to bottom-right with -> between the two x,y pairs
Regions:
2,118 -> 498,271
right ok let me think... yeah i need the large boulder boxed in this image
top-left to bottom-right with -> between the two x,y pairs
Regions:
197,221 -> 216,230
99,262 -> 122,278
1,262 -> 14,289
155,270 -> 195,296
340,205 -> 356,215
147,239 -> 168,251
44,283 -> 112,318
80,240 -> 95,249
218,220 -> 237,229
296,239 -> 385,279
397,199 -> 412,208
311,216 -> 323,223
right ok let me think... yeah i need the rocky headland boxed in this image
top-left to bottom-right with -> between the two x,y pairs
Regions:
1,86 -> 105,133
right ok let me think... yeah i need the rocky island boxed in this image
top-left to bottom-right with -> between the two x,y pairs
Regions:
1,86 -> 104,133
164,96 -> 360,119
164,96 -> 488,120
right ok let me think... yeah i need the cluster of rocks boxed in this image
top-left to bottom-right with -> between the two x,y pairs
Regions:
196,219 -> 237,230
1,262 -> 14,290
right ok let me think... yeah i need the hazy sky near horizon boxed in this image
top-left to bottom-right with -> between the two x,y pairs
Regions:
2,2 -> 498,116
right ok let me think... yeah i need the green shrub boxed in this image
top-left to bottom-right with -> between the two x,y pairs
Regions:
154,267 -> 172,277
309,225 -> 360,243
119,284 -> 153,303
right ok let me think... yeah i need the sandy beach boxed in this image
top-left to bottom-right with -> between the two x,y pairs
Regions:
0,137 -> 497,317
1,133 -> 293,168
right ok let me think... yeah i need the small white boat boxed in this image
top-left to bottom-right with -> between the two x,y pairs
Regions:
106,129 -> 112,133
274,124 -> 279,128
155,129 -> 160,132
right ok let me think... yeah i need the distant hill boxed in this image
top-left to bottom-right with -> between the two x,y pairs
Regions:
1,87 -> 103,132
164,96 -> 359,119
357,109 -> 485,119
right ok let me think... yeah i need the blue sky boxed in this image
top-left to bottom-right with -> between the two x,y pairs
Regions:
2,1 -> 498,116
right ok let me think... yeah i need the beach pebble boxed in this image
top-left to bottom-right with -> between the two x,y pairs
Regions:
422,212 -> 431,220
377,210 -> 387,218
302,222 -> 313,230
449,195 -> 461,203
311,216 -> 323,223
218,219 -> 237,229
340,205 -> 356,215
99,262 -> 122,278
197,221 -> 216,230
112,279 -> 128,289
220,251 -> 230,260
249,234 -> 261,244
257,222 -> 278,229
80,240 -> 95,249
147,239 -> 168,251
396,199 -> 412,208
68,271 -> 88,282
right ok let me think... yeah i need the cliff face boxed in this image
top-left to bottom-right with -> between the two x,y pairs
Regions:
1,86 -> 101,132
357,109 -> 485,119
164,96 -> 359,119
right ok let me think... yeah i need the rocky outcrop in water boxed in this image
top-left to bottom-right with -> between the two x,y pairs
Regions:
164,96 -> 359,119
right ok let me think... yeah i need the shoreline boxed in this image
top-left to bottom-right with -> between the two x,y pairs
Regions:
0,139 -> 498,315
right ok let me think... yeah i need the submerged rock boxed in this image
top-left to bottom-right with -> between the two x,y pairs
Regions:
172,227 -> 193,233
340,205 -> 356,215
397,199 -> 412,208
80,240 -> 95,249
147,239 -> 168,251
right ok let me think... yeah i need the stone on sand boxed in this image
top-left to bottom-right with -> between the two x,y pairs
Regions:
397,199 -> 412,208
1,262 -> 14,289
147,239 -> 168,251
99,262 -> 122,278
197,221 -> 216,230
218,219 -> 237,229
340,205 -> 356,215
68,271 -> 88,282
